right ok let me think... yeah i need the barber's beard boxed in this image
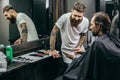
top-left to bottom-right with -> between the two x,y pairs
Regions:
70,16 -> 81,27
8,16 -> 16,24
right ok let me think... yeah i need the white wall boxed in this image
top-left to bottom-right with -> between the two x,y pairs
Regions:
0,0 -> 10,45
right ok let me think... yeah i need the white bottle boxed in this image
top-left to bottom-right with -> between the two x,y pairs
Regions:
0,51 -> 7,72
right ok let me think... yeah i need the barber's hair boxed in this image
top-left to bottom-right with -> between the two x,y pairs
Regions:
72,2 -> 86,12
93,12 -> 111,33
3,5 -> 14,13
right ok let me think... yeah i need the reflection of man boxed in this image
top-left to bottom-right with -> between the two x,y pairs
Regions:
50,2 -> 89,66
110,13 -> 120,38
3,5 -> 39,45
56,12 -> 120,80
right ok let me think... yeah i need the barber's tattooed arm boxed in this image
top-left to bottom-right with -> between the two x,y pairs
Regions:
73,33 -> 86,53
20,23 -> 28,43
77,33 -> 86,48
50,25 -> 59,51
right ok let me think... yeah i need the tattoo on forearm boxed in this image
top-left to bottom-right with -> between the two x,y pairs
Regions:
20,23 -> 28,43
51,31 -> 56,36
78,33 -> 86,48
22,28 -> 28,33
50,36 -> 56,50
50,25 -> 59,50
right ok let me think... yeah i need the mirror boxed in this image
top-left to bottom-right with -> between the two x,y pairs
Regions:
0,0 -> 67,46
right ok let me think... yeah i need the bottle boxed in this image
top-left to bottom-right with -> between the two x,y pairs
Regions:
0,51 -> 7,72
6,45 -> 13,63
0,44 -> 4,48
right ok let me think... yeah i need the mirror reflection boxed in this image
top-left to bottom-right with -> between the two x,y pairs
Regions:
0,0 -> 68,46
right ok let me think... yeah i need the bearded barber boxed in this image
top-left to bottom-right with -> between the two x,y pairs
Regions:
3,5 -> 39,45
50,1 -> 89,66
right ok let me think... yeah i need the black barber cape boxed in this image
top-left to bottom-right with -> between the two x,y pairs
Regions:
56,33 -> 120,80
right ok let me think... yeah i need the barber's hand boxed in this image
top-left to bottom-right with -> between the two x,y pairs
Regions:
73,47 -> 86,54
14,39 -> 22,45
50,50 -> 60,58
